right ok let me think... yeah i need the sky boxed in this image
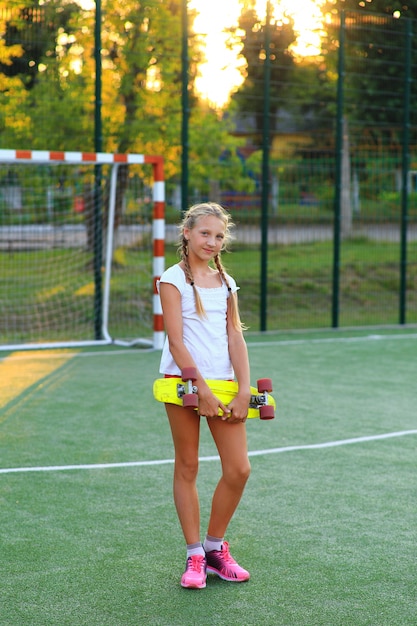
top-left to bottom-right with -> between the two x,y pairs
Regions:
190,0 -> 324,107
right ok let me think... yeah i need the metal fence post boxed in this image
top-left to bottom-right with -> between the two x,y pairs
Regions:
181,0 -> 189,215
94,0 -> 103,340
260,0 -> 272,332
399,17 -> 412,325
332,10 -> 345,328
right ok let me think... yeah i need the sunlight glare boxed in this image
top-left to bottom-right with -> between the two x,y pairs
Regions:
189,0 -> 245,108
77,0 -> 324,108
190,0 -> 324,107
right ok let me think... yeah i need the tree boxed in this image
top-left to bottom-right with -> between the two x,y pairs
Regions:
228,5 -> 297,144
0,0 -> 82,90
97,1 -> 199,158
188,100 -> 258,198
320,0 -> 417,145
322,0 -> 417,20
0,1 -> 92,149
0,0 -> 253,206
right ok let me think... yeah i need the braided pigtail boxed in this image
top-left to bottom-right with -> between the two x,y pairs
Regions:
181,237 -> 207,318
214,254 -> 247,331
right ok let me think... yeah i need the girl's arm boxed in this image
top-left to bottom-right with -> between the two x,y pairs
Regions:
226,293 -> 251,422
159,282 -> 229,418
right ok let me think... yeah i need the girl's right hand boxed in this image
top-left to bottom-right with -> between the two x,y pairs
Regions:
197,383 -> 229,419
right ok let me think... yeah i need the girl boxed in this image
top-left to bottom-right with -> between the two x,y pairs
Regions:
158,202 -> 252,589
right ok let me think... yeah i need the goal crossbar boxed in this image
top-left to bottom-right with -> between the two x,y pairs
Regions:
0,149 -> 165,351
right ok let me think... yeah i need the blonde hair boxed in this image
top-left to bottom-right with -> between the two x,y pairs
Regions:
178,202 -> 245,331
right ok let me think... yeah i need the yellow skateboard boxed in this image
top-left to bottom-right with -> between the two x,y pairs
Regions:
153,367 -> 276,420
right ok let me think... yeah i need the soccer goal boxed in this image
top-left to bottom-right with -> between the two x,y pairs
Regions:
0,149 -> 165,351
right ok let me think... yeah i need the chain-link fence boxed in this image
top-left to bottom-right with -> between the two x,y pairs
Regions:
1,2 -> 416,345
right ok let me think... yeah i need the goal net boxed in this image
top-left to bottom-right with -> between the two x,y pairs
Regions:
0,150 -> 165,351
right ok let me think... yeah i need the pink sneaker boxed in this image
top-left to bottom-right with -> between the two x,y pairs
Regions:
181,555 -> 207,589
206,541 -> 250,582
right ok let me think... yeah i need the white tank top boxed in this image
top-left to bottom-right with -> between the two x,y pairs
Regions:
158,263 -> 238,379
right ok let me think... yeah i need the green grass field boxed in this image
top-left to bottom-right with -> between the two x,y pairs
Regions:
1,329 -> 416,625
2,238 -> 416,346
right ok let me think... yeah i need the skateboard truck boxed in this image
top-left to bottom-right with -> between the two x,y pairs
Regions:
251,378 -> 275,420
180,367 -> 199,408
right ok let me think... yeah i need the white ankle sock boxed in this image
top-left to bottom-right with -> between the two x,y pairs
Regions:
186,542 -> 205,558
203,535 -> 223,553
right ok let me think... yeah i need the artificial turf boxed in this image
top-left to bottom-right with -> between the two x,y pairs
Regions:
1,329 -> 416,625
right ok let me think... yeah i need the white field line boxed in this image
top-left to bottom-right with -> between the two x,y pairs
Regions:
0,430 -> 416,475
246,332 -> 417,348
1,333 -> 415,475
0,333 -> 417,363
1,331 -> 417,362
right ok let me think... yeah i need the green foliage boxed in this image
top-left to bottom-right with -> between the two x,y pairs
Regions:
0,0 -> 94,150
322,0 -> 417,19
228,6 -> 296,140
1,0 -> 417,216
321,1 -> 417,150
187,102 -> 256,194
0,0 -> 82,90
101,0 -> 185,156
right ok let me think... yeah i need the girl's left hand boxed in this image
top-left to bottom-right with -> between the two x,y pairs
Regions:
223,391 -> 251,423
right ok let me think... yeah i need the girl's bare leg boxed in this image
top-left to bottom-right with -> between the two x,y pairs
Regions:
166,403 -> 201,545
206,419 -> 251,538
